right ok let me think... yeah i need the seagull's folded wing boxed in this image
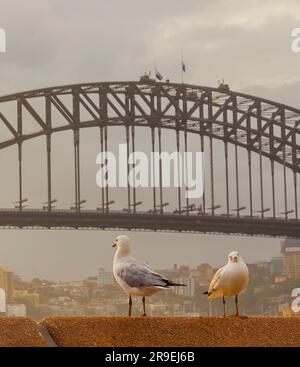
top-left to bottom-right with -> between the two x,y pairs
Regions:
208,265 -> 226,294
116,261 -> 169,288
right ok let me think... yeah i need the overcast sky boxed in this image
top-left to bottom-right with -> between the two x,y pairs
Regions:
0,0 -> 299,281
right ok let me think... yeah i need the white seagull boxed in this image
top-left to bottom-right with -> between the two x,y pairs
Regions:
204,251 -> 249,317
112,235 -> 186,316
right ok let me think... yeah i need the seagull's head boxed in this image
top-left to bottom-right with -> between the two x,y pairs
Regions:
228,251 -> 242,263
112,235 -> 131,255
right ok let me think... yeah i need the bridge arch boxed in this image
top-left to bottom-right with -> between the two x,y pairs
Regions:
0,80 -> 299,236
0,81 -> 299,172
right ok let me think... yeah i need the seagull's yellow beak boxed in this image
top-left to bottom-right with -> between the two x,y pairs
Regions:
112,242 -> 117,248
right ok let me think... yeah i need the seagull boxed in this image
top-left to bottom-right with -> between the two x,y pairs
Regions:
112,235 -> 186,316
204,251 -> 249,317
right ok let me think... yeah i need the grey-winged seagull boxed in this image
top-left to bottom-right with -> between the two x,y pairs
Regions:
204,251 -> 249,317
112,235 -> 186,316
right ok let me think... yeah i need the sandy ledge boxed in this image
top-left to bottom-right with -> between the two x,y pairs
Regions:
0,316 -> 300,347
0,317 -> 47,347
41,316 -> 300,347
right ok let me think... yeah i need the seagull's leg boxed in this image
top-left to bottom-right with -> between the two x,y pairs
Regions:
232,294 -> 248,318
235,294 -> 239,316
223,295 -> 226,317
128,295 -> 132,317
142,296 -> 146,316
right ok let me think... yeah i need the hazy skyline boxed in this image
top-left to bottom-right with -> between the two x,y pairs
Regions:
0,0 -> 299,281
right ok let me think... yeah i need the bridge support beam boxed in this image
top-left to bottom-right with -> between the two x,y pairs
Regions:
246,115 -> 253,218
131,125 -> 136,213
270,160 -> 276,218
233,97 -> 240,218
292,132 -> 298,219
294,171 -> 298,220
158,126 -> 163,214
247,149 -> 253,218
199,102 -> 205,215
99,88 -> 109,212
224,142 -> 229,216
17,143 -> 22,212
182,86 -> 189,215
46,94 -> 52,212
223,107 -> 230,217
125,125 -> 131,212
46,134 -> 52,212
99,126 -> 105,212
208,92 -> 215,216
151,127 -> 157,213
17,98 -> 23,212
73,130 -> 80,211
73,88 -> 81,212
176,129 -> 181,214
257,102 -> 265,219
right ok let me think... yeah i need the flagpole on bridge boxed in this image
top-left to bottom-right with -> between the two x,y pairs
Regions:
181,49 -> 183,84
181,48 -> 185,84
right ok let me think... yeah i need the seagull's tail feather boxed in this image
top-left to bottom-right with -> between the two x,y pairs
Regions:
166,280 -> 186,287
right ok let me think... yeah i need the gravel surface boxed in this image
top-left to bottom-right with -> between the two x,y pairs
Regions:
0,317 -> 47,347
42,316 -> 300,347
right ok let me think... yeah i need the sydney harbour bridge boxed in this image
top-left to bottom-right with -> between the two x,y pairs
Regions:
0,78 -> 299,237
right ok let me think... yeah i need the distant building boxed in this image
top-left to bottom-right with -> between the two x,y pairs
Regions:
281,239 -> 300,253
97,268 -> 115,286
0,267 -> 14,303
14,290 -> 40,306
176,265 -> 191,278
149,303 -> 169,316
274,275 -> 287,283
6,304 -> 26,317
281,239 -> 300,279
270,256 -> 283,276
247,261 -> 270,279
196,263 -> 214,281
0,288 -> 5,314
173,277 -> 196,297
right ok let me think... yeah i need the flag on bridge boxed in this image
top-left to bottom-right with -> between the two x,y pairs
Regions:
182,61 -> 186,72
155,70 -> 163,80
